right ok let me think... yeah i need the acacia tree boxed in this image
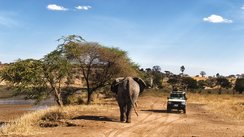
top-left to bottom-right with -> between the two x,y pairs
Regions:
152,65 -> 161,72
60,35 -> 138,104
151,65 -> 163,88
167,75 -> 181,90
0,59 -> 48,101
42,49 -> 71,106
216,77 -> 231,94
197,80 -> 207,89
180,65 -> 185,75
234,78 -> 244,94
200,71 -> 206,77
181,77 -> 198,90
0,50 -> 71,107
205,77 -> 216,88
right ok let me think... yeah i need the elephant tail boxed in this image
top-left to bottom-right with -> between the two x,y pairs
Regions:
130,95 -> 139,116
127,78 -> 139,117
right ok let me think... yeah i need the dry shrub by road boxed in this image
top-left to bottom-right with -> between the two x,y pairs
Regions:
188,93 -> 244,120
0,101 -> 117,136
1,91 -> 244,136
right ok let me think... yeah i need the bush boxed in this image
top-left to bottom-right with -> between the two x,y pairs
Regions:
41,111 -> 64,122
67,93 -> 86,105
234,78 -> 244,94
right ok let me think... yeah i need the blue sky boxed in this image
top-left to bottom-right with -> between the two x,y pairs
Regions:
1,0 -> 244,76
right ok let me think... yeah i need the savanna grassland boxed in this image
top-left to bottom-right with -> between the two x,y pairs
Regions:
1,90 -> 244,137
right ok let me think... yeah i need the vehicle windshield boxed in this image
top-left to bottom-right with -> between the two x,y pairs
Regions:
169,93 -> 185,99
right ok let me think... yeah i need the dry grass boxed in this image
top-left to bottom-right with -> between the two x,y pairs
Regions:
141,88 -> 169,97
1,90 -> 244,136
188,93 -> 244,120
142,89 -> 244,120
0,104 -> 115,136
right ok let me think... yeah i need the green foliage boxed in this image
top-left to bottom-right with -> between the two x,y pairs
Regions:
167,76 -> 180,85
42,49 -> 72,106
216,77 -> 232,89
0,59 -> 49,102
152,65 -> 161,72
42,50 -> 71,88
59,35 -> 138,104
182,77 -> 198,90
151,66 -> 163,88
0,59 -> 43,85
180,65 -> 185,74
0,35 -> 140,105
0,50 -> 72,106
138,70 -> 153,88
140,65 -> 163,88
200,71 -> 206,77
205,77 -> 216,88
234,78 -> 244,94
197,80 -> 207,89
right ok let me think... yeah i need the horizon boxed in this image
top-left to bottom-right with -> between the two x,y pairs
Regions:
1,1 -> 244,76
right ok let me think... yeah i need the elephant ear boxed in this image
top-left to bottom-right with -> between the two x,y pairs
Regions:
111,78 -> 124,94
133,77 -> 147,93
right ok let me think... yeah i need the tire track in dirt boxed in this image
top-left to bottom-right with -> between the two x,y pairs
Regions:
105,99 -> 175,137
105,107 -> 155,137
150,114 -> 189,137
106,111 -> 186,137
105,112 -> 153,137
112,99 -> 164,136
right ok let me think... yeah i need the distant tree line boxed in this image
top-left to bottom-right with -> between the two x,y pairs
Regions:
1,36 -> 244,107
139,65 -> 244,94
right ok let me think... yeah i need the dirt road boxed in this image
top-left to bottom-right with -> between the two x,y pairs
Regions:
36,96 -> 244,137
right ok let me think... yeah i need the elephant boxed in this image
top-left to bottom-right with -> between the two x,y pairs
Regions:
111,77 -> 146,123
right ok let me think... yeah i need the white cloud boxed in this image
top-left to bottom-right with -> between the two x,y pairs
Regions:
47,4 -> 68,11
241,5 -> 244,9
203,14 -> 233,23
75,5 -> 92,10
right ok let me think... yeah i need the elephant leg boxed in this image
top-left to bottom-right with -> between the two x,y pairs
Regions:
119,105 -> 126,122
126,103 -> 132,123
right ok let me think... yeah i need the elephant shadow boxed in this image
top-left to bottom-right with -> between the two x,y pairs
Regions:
141,109 -> 167,113
141,109 -> 183,114
72,115 -> 117,122
0,121 -> 7,127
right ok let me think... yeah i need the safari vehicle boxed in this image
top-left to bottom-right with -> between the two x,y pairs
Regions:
167,91 -> 187,113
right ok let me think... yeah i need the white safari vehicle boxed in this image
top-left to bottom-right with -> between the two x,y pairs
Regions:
167,91 -> 187,113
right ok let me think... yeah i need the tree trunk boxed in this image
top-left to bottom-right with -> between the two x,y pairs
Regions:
218,87 -> 222,94
54,88 -> 63,107
87,89 -> 93,104
56,95 -> 63,107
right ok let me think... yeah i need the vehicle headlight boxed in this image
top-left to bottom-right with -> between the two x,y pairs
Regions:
181,102 -> 186,105
168,102 -> 172,104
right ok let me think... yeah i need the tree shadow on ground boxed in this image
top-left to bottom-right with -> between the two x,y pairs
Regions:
72,115 -> 117,122
141,109 -> 183,114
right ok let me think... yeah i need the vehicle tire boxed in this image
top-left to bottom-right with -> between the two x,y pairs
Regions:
167,106 -> 171,113
183,108 -> 186,113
